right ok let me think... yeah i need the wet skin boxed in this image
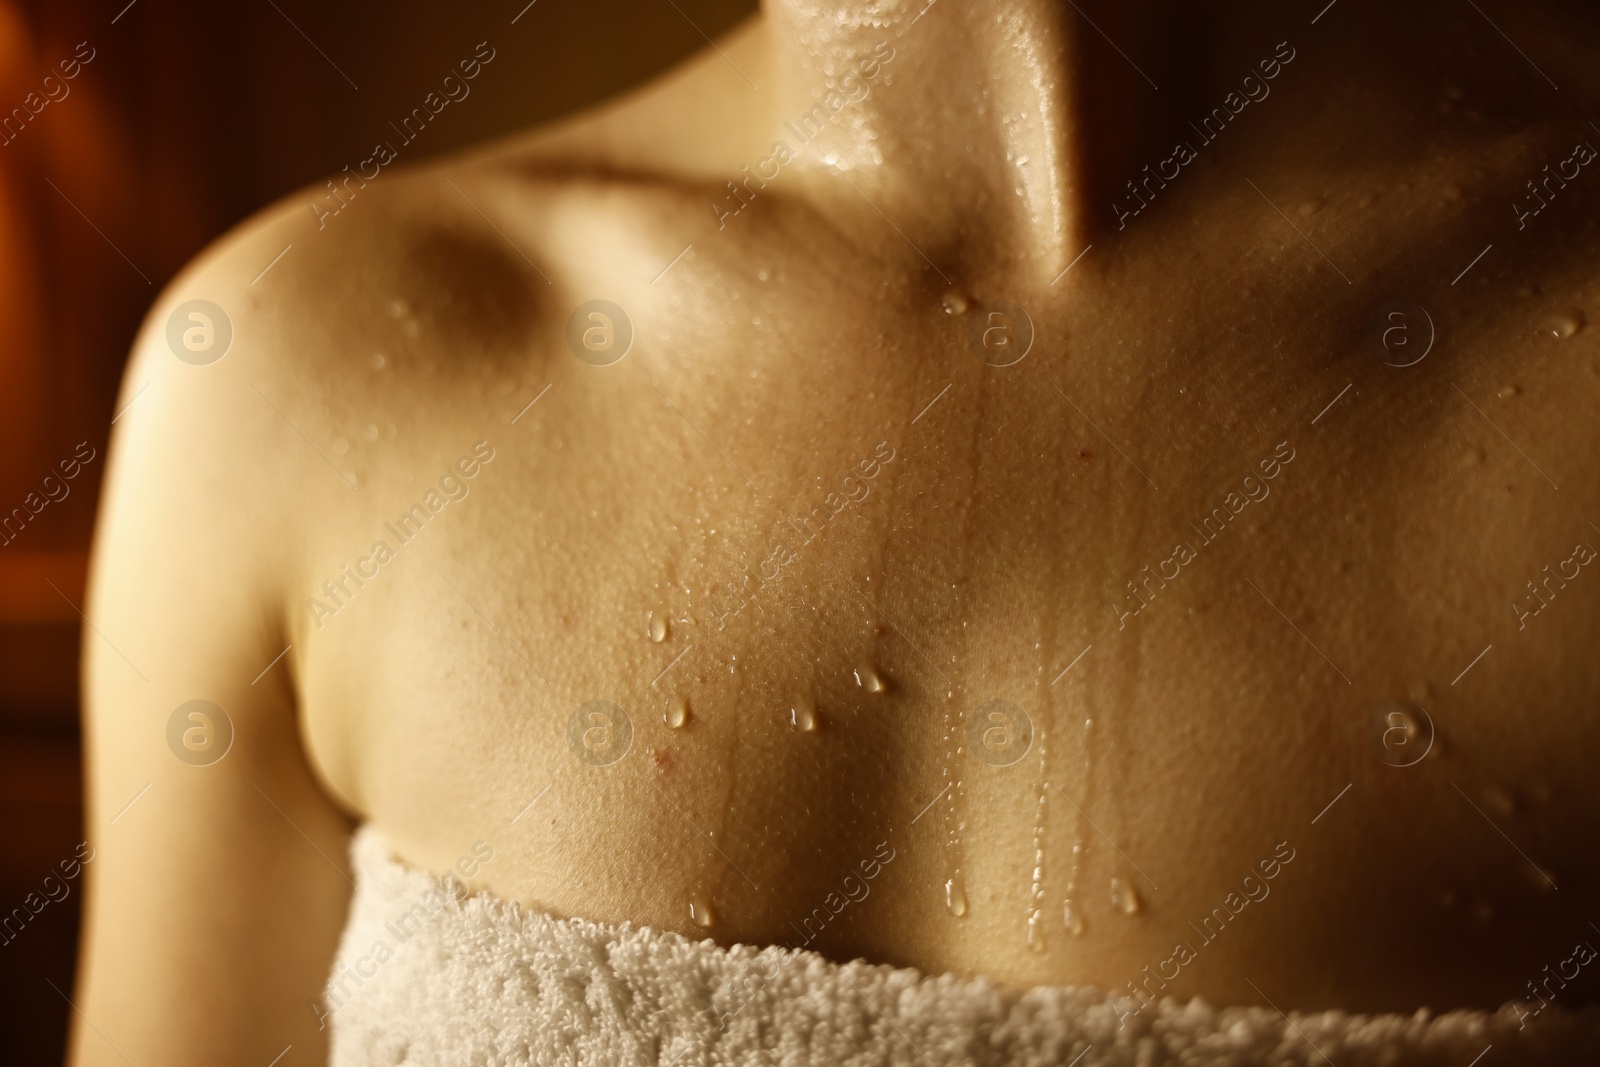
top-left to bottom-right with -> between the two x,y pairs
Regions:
72,2 -> 1600,1063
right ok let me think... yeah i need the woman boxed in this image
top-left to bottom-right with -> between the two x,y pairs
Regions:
70,0 -> 1600,1063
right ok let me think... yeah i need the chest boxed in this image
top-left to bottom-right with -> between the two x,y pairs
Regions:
290,220 -> 1600,996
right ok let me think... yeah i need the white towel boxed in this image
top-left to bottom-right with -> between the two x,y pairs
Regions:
325,824 -> 1596,1065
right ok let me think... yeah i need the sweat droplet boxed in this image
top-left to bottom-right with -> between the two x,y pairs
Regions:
689,894 -> 716,928
1027,910 -> 1046,952
1497,384 -> 1520,399
648,613 -> 669,643
789,694 -> 818,732
1063,898 -> 1087,936
945,874 -> 968,917
1377,702 -> 1433,767
854,666 -> 887,693
942,292 -> 971,315
665,697 -> 689,730
1110,877 -> 1142,915
1542,312 -> 1583,339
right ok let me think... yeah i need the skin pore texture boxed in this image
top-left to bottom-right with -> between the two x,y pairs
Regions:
72,0 -> 1600,1062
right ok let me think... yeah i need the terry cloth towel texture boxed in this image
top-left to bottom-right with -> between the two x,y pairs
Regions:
326,824 -> 1598,1066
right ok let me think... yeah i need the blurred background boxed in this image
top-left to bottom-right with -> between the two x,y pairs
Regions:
0,0 -> 752,1059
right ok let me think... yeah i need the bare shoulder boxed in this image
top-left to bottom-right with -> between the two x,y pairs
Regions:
109,144 -> 562,525
134,11 -> 772,407
75,155 -> 419,1067
94,5 -> 775,648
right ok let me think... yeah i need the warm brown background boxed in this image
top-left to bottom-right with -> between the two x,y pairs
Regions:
0,0 -> 753,1060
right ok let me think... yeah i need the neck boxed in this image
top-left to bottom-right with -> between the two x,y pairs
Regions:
758,0 -> 1170,283
754,0 -> 1339,291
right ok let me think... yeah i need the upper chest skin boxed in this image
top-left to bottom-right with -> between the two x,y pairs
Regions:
277,84 -> 1600,1012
